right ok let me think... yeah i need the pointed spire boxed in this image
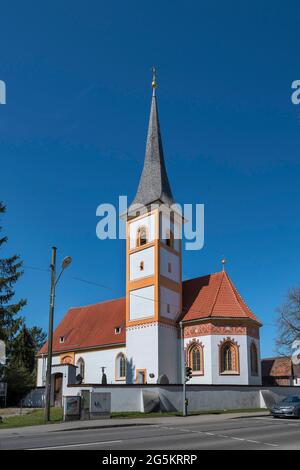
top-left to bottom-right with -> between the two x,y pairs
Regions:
128,69 -> 175,213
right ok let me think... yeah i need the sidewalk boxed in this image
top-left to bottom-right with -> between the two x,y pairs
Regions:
0,411 -> 270,437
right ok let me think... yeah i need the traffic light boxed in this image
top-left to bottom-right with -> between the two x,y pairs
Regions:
185,366 -> 192,381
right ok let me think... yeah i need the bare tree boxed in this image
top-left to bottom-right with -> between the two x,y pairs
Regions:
276,286 -> 300,355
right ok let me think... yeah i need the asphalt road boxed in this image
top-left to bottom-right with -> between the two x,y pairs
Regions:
1,415 -> 300,450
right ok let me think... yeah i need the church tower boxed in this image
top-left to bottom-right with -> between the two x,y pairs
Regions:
125,71 -> 182,384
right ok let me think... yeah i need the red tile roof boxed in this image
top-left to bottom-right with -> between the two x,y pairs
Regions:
262,357 -> 292,377
39,271 -> 260,355
39,297 -> 126,355
181,271 -> 261,324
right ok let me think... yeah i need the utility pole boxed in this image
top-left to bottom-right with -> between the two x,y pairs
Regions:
180,321 -> 187,417
44,247 -> 57,423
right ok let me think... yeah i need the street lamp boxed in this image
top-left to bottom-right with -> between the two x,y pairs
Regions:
44,247 -> 72,423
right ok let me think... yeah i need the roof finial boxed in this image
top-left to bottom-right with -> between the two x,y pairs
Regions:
151,66 -> 157,96
221,257 -> 226,272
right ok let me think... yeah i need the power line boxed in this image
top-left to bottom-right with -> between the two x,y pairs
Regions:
21,264 -> 278,327
24,265 -> 50,272
71,274 -> 277,327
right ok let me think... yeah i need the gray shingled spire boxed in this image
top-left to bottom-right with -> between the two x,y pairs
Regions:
128,85 -> 175,213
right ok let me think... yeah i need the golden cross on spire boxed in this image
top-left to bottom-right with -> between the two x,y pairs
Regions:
151,66 -> 157,95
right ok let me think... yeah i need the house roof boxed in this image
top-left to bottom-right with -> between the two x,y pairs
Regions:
128,89 -> 175,214
39,297 -> 126,355
38,271 -> 260,356
181,271 -> 261,324
261,357 -> 293,377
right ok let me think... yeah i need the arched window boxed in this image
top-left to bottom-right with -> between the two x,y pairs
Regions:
76,357 -> 85,381
165,230 -> 174,249
187,342 -> 204,375
250,342 -> 258,376
115,353 -> 126,380
220,339 -> 239,374
136,226 -> 148,247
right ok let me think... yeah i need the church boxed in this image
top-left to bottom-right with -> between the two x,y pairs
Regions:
37,75 -> 262,393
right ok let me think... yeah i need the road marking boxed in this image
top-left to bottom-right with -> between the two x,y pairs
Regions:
157,425 -> 278,448
29,440 -> 122,450
252,417 -> 300,427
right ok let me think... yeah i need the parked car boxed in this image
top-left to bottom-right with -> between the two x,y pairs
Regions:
271,396 -> 300,418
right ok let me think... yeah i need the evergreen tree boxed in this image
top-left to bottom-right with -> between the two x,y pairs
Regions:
0,202 -> 26,359
11,325 -> 36,373
28,326 -> 47,352
0,202 -> 28,403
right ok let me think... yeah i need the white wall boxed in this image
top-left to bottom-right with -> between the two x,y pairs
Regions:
160,287 -> 180,321
129,285 -> 155,320
73,347 -> 126,384
184,335 -> 213,384
36,357 -> 46,387
247,336 -> 262,385
183,334 -> 262,386
130,246 -> 155,281
158,323 -> 179,383
62,385 -> 300,413
211,335 -> 249,385
36,354 -> 60,387
160,247 -> 180,283
37,347 -> 127,387
126,323 -> 159,384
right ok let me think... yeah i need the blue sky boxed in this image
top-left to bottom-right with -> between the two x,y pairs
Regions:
0,1 -> 299,358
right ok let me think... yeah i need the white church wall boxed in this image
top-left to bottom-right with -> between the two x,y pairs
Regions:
129,246 -> 155,281
184,335 -> 213,384
211,335 -> 249,385
160,287 -> 180,321
129,213 -> 156,250
160,247 -> 180,283
125,323 -> 159,384
37,347 -> 127,387
247,336 -> 262,385
129,285 -> 155,320
158,323 -> 179,383
74,347 -> 126,384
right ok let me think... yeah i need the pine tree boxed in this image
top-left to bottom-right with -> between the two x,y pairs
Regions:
28,326 -> 47,352
0,201 -> 26,359
11,325 -> 36,373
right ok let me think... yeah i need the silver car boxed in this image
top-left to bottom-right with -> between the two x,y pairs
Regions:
271,395 -> 300,418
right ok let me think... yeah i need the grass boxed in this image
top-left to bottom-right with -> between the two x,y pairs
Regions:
111,408 -> 267,419
0,407 -> 267,429
0,407 -> 63,429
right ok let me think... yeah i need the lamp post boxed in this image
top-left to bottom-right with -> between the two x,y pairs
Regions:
44,247 -> 72,423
